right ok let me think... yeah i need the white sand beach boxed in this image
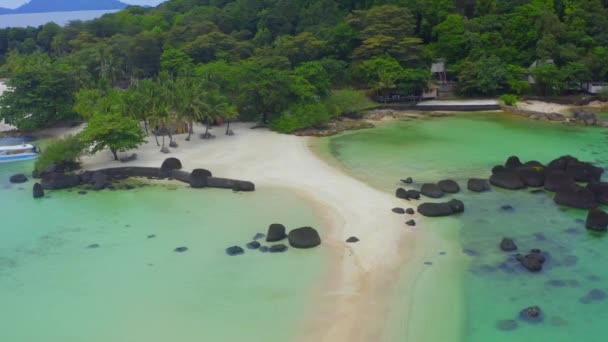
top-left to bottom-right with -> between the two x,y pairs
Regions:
517,100 -> 572,114
79,123 -> 433,341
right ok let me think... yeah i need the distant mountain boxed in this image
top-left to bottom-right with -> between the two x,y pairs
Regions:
0,0 -> 129,14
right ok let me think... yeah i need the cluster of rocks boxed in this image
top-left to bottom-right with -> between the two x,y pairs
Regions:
395,178 -> 467,218
30,157 -> 255,198
502,105 -> 608,127
226,224 -> 322,256
489,155 -> 608,232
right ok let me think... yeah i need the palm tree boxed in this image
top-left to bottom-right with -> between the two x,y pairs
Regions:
174,77 -> 209,141
202,90 -> 236,139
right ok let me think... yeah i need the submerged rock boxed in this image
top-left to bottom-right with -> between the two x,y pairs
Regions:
579,289 -> 607,304
585,208 -> 608,232
87,244 -> 100,249
516,249 -> 546,272
225,246 -> 244,256
246,241 -> 261,250
401,177 -> 413,184
175,246 -> 189,253
467,178 -> 490,192
253,233 -> 266,240
266,223 -> 287,242
519,306 -> 543,323
269,244 -> 288,253
9,174 -> 28,183
288,227 -> 321,249
500,238 -> 517,252
259,246 -> 269,253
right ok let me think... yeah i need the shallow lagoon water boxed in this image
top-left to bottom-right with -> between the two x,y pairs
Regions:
0,158 -> 326,341
321,112 -> 608,342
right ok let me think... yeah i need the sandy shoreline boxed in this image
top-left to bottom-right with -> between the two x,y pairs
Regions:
78,122 -> 433,341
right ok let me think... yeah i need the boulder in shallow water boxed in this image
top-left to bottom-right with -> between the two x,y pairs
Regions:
585,208 -> 608,232
544,170 -> 576,192
225,246 -> 244,256
467,178 -> 490,192
405,208 -> 415,215
587,182 -> 608,205
517,167 -> 545,187
246,241 -> 261,250
266,223 -> 287,242
392,207 -> 406,214
519,306 -> 543,323
161,157 -> 182,170
516,250 -> 546,272
9,174 -> 28,183
417,202 -> 454,217
41,173 -> 81,190
33,183 -> 44,198
259,246 -> 269,253
401,177 -> 413,184
396,188 -> 420,200
269,244 -> 288,253
500,238 -> 517,252
505,156 -> 523,169
438,179 -> 460,193
554,185 -> 598,209
421,183 -> 444,198
579,289 -> 607,304
448,199 -> 465,213
174,246 -> 189,253
406,219 -> 416,226
490,170 -> 526,190
288,227 -> 321,249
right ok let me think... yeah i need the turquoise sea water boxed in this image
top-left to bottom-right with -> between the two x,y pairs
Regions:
320,112 -> 608,342
0,155 -> 326,341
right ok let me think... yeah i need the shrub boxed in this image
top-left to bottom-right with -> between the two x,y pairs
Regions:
271,102 -> 330,133
500,94 -> 518,106
323,89 -> 376,118
35,134 -> 85,172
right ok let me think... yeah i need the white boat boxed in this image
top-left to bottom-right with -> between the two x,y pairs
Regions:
0,144 -> 39,163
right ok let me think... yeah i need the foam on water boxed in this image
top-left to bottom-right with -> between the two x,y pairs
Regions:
319,112 -> 608,342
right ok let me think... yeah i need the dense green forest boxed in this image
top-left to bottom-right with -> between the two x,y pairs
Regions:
1,0 -> 608,135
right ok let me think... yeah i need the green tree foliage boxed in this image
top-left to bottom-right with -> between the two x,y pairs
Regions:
34,134 -> 85,173
81,111 -> 146,160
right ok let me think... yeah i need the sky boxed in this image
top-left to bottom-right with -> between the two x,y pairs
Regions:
0,0 -> 165,9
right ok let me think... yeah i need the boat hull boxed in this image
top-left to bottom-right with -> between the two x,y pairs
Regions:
0,153 -> 38,163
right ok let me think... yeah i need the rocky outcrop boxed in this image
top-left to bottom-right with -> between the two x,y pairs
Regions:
226,246 -> 244,256
517,167 -> 545,187
246,241 -> 261,249
500,238 -> 517,251
41,172 -> 81,190
288,227 -> 321,249
547,155 -> 603,182
587,182 -> 608,205
505,156 -> 523,169
585,208 -> 608,232
421,183 -> 444,198
554,185 -> 598,209
490,170 -> 526,190
417,199 -> 464,217
572,110 -> 598,125
161,157 -> 182,170
9,174 -> 28,183
266,224 -> 287,242
33,183 -> 44,198
396,188 -> 420,200
544,171 -> 576,192
438,179 -> 460,193
467,178 -> 490,192
519,306 -> 543,323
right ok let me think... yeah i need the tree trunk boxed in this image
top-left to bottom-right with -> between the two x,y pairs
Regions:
154,132 -> 160,146
161,135 -> 165,149
186,120 -> 193,141
111,148 -> 118,161
205,120 -> 210,136
143,118 -> 149,136
225,121 -> 231,135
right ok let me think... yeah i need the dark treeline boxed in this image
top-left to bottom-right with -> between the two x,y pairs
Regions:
1,0 -> 607,133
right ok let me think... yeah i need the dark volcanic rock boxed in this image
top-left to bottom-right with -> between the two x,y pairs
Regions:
190,168 -> 212,188
548,155 -> 603,182
516,250 -> 546,272
406,219 -> 416,226
401,177 -> 413,184
467,178 -> 490,192
161,157 -> 182,170
288,227 -> 321,249
421,183 -> 444,198
9,174 -> 28,183
417,202 -> 454,217
519,306 -> 543,323
396,188 -> 420,200
501,205 -> 515,212
505,156 -> 523,169
438,179 -> 460,193
500,238 -> 517,252
544,171 -> 576,192
174,246 -> 189,253
253,233 -> 265,240
579,289 -> 607,304
490,170 -> 526,190
246,241 -> 261,250
585,208 -> 608,232
587,182 -> 608,205
406,190 -> 421,200
554,185 -> 598,209
41,173 -> 81,190
396,188 -> 408,199
225,246 -> 244,256
266,224 -> 287,242
259,246 -> 269,253
517,167 -> 545,187
346,236 -> 359,243
269,244 -> 288,253
448,199 -> 465,213
405,208 -> 415,215
33,183 -> 44,198
392,207 -> 406,214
